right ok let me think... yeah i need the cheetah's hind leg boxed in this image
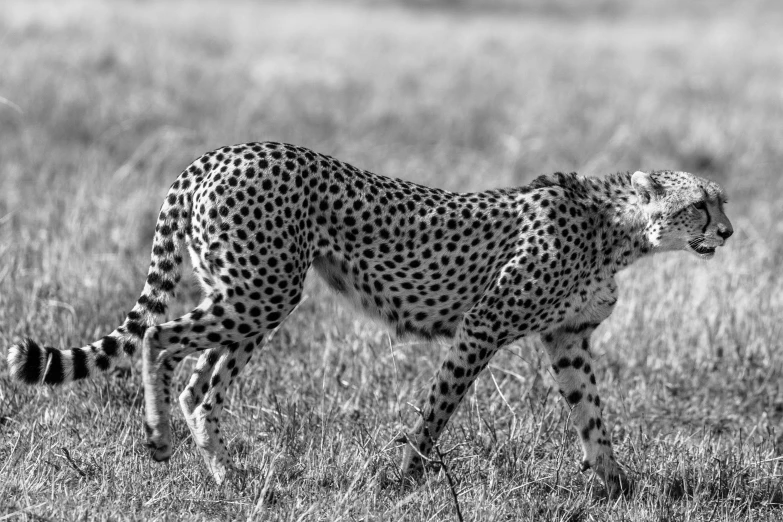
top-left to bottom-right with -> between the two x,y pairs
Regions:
142,298 -> 245,467
179,335 -> 265,485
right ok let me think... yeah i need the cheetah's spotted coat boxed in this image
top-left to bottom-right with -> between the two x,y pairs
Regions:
8,142 -> 733,496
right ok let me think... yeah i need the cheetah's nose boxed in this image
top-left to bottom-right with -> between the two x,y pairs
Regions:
717,226 -> 733,241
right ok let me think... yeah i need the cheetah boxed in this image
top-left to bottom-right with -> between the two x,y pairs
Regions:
7,142 -> 732,496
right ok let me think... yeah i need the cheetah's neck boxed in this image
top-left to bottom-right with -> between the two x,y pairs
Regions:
591,172 -> 654,273
529,171 -> 654,274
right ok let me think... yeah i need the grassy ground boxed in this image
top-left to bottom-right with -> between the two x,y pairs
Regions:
1,0 -> 782,520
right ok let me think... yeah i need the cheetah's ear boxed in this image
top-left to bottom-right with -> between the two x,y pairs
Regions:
631,171 -> 664,204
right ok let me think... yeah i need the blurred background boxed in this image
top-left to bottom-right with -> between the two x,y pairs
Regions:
1,0 -> 782,519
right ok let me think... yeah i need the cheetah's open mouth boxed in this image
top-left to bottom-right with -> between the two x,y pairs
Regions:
688,240 -> 716,257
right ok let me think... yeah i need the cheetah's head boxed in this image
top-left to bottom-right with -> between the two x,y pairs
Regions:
631,170 -> 733,259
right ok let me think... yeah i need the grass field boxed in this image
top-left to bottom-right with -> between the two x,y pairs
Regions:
1,0 -> 783,520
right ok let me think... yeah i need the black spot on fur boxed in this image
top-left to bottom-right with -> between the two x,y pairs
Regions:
101,336 -> 119,356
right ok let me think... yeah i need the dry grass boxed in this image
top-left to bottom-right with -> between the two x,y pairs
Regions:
1,0 -> 782,520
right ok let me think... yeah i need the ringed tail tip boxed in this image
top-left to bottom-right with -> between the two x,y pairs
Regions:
8,338 -> 48,385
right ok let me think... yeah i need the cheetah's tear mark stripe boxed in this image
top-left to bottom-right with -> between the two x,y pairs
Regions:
702,205 -> 711,234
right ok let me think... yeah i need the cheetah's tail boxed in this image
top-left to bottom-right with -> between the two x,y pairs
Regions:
7,181 -> 193,386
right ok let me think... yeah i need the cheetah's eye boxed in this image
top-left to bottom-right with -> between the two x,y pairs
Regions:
692,201 -> 707,211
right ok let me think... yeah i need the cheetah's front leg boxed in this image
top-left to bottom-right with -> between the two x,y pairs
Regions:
541,325 -> 631,497
401,314 -> 498,477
